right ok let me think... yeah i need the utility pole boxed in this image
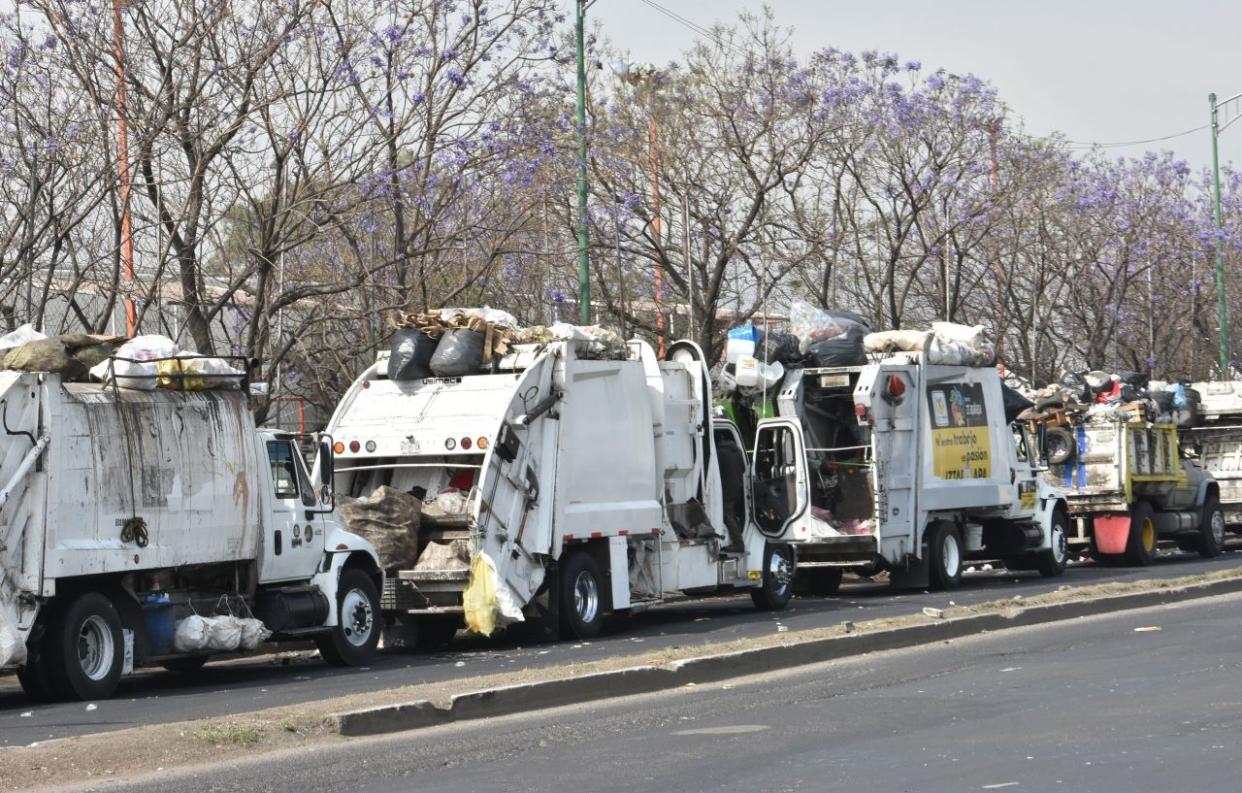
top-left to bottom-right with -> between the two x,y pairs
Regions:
1210,92 -> 1232,376
682,191 -> 693,343
574,0 -> 591,325
112,0 -> 137,336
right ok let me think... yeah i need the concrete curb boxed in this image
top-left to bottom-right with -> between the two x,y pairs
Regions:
333,574 -> 1242,737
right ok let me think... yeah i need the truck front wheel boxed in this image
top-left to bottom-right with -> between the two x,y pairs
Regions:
928,523 -> 963,590
1036,511 -> 1070,578
316,569 -> 381,667
1197,495 -> 1226,558
750,543 -> 794,610
45,592 -> 125,702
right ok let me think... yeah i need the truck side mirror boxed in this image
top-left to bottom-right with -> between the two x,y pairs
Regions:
318,439 -> 334,484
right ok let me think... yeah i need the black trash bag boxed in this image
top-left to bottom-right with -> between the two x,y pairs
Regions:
1116,371 -> 1146,388
1150,390 -> 1174,413
429,329 -> 486,377
802,325 -> 866,367
1059,371 -> 1092,403
1001,384 -> 1034,424
387,328 -> 439,381
754,330 -> 802,367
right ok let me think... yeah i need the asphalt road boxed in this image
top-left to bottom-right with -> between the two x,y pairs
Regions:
3,548 -> 1241,748
78,587 -> 1242,793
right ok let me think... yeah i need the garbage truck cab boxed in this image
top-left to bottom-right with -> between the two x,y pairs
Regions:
0,363 -> 383,702
757,353 -> 1069,592
327,336 -> 793,644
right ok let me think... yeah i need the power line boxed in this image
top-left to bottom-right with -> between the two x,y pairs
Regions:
635,0 -> 749,57
1066,123 -> 1210,149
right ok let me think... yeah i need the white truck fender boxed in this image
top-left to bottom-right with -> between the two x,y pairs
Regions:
1035,481 -> 1068,537
310,527 -> 383,628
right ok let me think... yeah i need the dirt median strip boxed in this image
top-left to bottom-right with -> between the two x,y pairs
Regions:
5,568 -> 1242,792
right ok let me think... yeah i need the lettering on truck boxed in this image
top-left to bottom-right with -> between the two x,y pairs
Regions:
927,383 -> 992,480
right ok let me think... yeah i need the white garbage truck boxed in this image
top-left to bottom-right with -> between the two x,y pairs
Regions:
326,337 -> 793,643
760,354 -> 1069,591
0,364 -> 382,702
1186,380 -> 1242,528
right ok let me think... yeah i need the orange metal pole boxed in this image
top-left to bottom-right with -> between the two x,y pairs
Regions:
113,0 -> 137,336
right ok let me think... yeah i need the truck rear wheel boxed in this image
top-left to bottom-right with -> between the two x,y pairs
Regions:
928,523 -> 963,590
1197,494 -> 1226,558
1036,511 -> 1070,578
316,569 -> 381,667
750,543 -> 794,610
1124,501 -> 1158,566
558,551 -> 606,639
44,592 -> 125,702
17,660 -> 55,703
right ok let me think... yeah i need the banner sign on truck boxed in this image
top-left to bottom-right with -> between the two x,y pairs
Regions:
927,383 -> 992,480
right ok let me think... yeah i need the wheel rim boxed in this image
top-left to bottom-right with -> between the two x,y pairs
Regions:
942,533 -> 961,578
1052,522 -> 1068,564
573,570 -> 600,625
768,548 -> 792,594
341,588 -> 375,647
1141,517 -> 1156,554
77,615 -> 114,682
1211,510 -> 1226,545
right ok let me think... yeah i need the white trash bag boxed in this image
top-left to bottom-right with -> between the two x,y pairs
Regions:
0,611 -> 27,667
237,618 -> 271,651
203,615 -> 243,652
173,615 -> 210,653
90,334 -> 180,390
0,324 -> 46,353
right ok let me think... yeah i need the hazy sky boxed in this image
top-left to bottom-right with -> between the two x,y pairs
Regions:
593,0 -> 1242,171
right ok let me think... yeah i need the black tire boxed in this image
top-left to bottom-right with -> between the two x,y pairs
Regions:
1043,427 -> 1076,465
162,656 -> 211,674
793,567 -> 843,596
750,543 -> 794,610
316,568 -> 381,667
44,592 -> 125,702
1197,494 -> 1226,558
558,551 -> 606,639
17,659 -> 55,703
1036,511 -> 1070,577
416,616 -> 460,650
927,523 -> 963,590
1124,501 -> 1158,566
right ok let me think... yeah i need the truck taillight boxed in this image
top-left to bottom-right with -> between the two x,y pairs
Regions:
333,441 -> 345,454
477,437 -> 489,450
460,437 -> 473,450
365,440 -> 377,453
445,437 -> 457,450
854,404 -> 867,419
348,440 -> 360,453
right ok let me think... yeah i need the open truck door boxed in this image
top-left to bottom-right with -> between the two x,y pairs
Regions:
750,418 -> 810,539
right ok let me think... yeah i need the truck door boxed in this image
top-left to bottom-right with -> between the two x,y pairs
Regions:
260,438 -> 328,583
750,418 -> 809,538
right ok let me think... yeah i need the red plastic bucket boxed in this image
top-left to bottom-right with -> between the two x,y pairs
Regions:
1092,514 -> 1130,555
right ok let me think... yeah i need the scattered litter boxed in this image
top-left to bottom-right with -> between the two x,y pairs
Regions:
685,682 -> 697,687
1012,594 -> 1023,601
776,624 -> 788,633
20,712 -> 31,718
1000,666 -> 1022,673
454,661 -> 466,667
981,564 -> 993,572
841,620 -> 855,633
1134,626 -> 1162,633
694,617 -> 710,622
84,704 -> 97,712
981,784 -> 1020,790
922,607 -> 944,619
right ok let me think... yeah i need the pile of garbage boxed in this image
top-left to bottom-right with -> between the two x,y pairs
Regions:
1022,370 -> 1204,430
717,301 -> 997,412
0,325 -> 243,390
338,485 -> 473,571
387,307 -> 625,382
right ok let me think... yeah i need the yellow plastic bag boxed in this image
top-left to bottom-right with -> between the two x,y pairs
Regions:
463,552 -> 501,636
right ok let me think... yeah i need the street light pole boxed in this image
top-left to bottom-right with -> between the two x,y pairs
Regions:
574,0 -> 591,325
1210,92 -> 1232,376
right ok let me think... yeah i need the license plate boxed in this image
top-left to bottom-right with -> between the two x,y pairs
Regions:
818,373 -> 851,388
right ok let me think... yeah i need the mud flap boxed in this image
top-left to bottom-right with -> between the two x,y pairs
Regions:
889,555 -> 930,590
